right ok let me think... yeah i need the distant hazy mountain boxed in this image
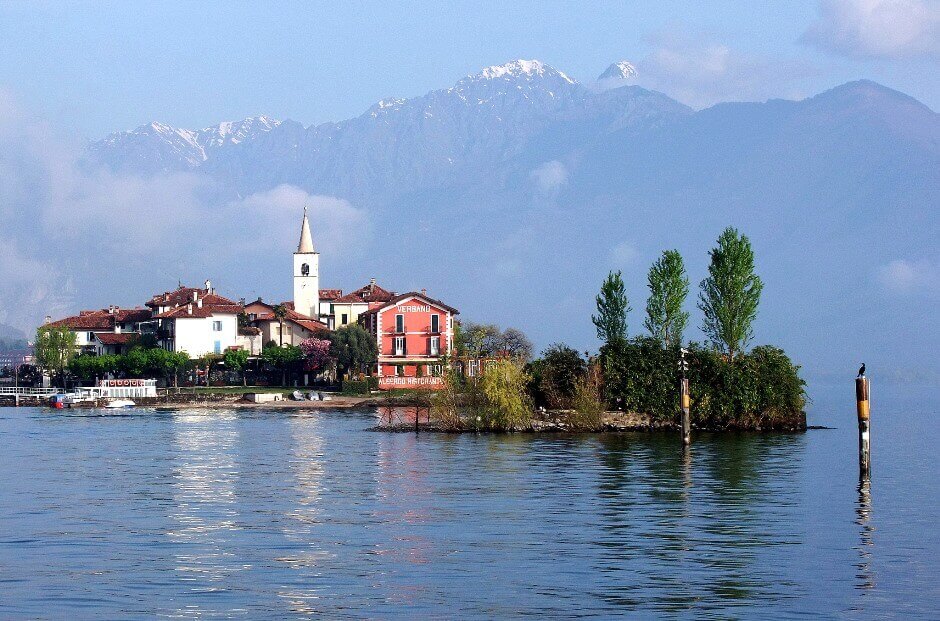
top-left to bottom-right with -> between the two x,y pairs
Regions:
85,61 -> 939,377
88,60 -> 691,200
88,115 -> 280,175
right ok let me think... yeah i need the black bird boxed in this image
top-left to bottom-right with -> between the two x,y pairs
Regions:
857,363 -> 866,378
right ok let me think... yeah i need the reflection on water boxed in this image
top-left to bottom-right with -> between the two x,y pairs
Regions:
168,410 -> 243,605
0,395 -> 938,619
856,474 -> 875,591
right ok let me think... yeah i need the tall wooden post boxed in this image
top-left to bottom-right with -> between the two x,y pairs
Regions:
856,377 -> 870,475
680,378 -> 691,446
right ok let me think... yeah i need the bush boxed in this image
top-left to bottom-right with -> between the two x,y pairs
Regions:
601,338 -> 805,429
567,363 -> 605,430
535,344 -> 587,409
478,358 -> 532,430
341,376 -> 378,395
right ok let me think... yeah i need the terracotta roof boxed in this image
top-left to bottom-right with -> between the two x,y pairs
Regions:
252,306 -> 329,333
155,303 -> 240,319
361,292 -> 459,316
146,286 -> 238,309
93,333 -> 136,345
332,281 -> 395,304
319,289 -> 343,300
46,307 -> 153,330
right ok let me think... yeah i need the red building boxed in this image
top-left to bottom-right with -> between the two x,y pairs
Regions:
359,292 -> 458,389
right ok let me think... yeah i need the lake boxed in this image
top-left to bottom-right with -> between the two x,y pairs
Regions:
0,385 -> 937,619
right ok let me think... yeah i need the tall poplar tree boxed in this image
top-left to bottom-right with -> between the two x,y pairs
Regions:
644,250 -> 690,348
698,227 -> 763,359
592,271 -> 630,344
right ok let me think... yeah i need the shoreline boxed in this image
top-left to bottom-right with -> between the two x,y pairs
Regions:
0,393 -> 806,432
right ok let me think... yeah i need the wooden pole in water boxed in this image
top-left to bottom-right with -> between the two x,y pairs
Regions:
856,376 -> 871,475
680,378 -> 691,446
679,348 -> 691,445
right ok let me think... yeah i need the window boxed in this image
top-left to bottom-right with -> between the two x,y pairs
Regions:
301,263 -> 310,276
88,332 -> 94,341
214,341 -> 221,354
429,336 -> 440,356
395,314 -> 404,333
431,314 -> 439,333
212,321 -> 222,331
394,336 -> 406,356
341,313 -> 348,325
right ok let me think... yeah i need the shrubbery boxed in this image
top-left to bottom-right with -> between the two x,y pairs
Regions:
600,338 -> 805,428
341,376 -> 378,396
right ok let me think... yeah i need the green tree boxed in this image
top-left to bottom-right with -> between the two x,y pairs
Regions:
328,324 -> 378,379
223,348 -> 251,386
68,353 -> 102,382
272,304 -> 288,346
456,321 -> 501,357
34,326 -> 77,387
479,358 -> 532,430
121,346 -> 149,377
698,227 -> 764,359
538,344 -> 587,409
262,343 -> 302,386
592,271 -> 630,344
644,250 -> 690,349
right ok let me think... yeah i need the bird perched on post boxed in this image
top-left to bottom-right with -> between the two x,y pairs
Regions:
857,363 -> 866,378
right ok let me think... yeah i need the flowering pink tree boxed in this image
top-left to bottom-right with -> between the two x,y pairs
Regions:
300,338 -> 332,372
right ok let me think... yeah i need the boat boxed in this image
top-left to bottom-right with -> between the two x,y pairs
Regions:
104,399 -> 135,409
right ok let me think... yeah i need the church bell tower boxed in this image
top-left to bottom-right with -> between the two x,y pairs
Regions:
293,207 -> 320,319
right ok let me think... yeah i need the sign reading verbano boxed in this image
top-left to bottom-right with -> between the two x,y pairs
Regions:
397,305 -> 431,313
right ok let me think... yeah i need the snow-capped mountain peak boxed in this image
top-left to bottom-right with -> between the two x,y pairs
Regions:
472,59 -> 575,84
598,61 -> 638,81
89,115 -> 281,172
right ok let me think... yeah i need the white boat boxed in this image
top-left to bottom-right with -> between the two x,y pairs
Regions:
104,399 -> 136,409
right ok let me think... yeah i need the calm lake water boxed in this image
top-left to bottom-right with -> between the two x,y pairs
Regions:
0,385 -> 937,619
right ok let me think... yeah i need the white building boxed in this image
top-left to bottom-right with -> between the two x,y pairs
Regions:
150,282 -> 241,357
45,306 -> 155,355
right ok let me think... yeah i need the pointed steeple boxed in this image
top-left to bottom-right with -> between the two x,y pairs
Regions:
297,206 -> 314,253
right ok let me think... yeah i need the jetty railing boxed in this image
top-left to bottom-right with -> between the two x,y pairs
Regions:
0,387 -> 58,397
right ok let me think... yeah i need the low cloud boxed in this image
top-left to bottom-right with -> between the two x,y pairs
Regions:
636,31 -> 814,108
802,0 -> 940,60
530,160 -> 568,193
0,90 -> 369,332
876,258 -> 940,299
231,185 -> 369,256
610,241 -> 639,266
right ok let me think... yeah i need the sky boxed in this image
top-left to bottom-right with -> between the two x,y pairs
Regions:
0,0 -> 937,381
0,0 -> 936,138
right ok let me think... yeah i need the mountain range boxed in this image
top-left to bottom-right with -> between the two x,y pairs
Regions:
84,60 -> 939,378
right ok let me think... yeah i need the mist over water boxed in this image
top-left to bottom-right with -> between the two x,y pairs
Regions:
0,384 -> 936,619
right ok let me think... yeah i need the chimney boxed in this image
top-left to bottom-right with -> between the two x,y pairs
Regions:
370,277 -> 376,285
164,293 -> 169,302
421,288 -> 427,297
192,291 -> 198,302
197,298 -> 203,309
43,315 -> 52,325
187,303 -> 193,315
205,279 -> 212,294
109,305 -> 115,314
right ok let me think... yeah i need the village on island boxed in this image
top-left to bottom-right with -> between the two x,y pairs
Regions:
32,209 -> 464,402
